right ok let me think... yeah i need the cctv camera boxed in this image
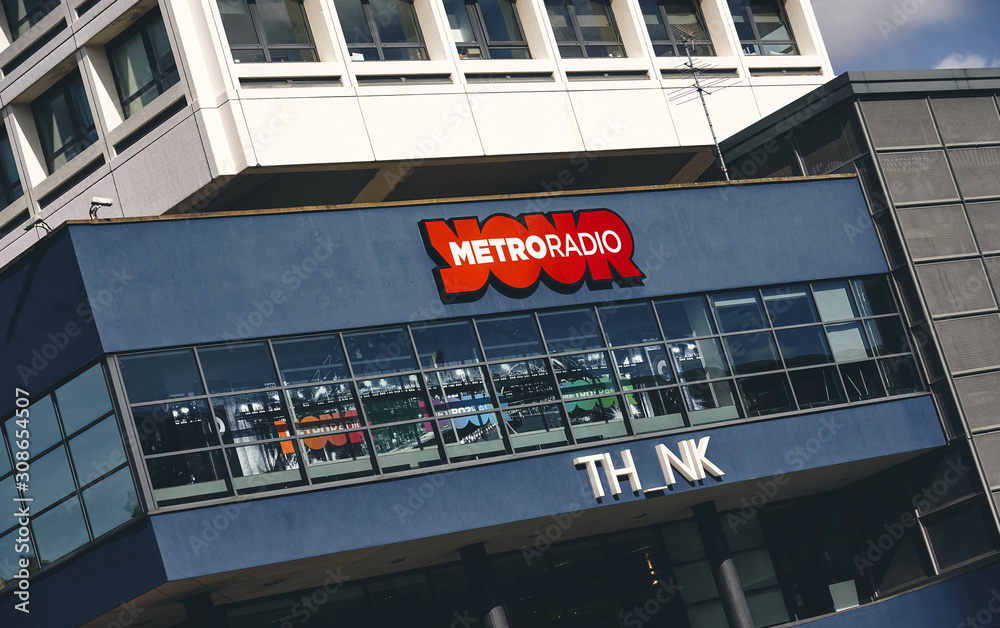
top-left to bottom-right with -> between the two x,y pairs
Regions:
91,197 -> 114,207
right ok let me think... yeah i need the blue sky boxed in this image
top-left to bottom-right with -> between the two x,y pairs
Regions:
810,0 -> 1000,73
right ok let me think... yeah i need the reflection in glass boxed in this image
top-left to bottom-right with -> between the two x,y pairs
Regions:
287,383 -> 362,449
712,291 -> 767,333
304,430 -> 373,482
32,496 -> 89,563
0,528 -> 38,586
553,352 -> 617,399
762,285 -> 818,327
565,396 -> 626,441
55,364 -> 113,434
198,342 -> 278,394
273,334 -> 348,385
813,281 -> 857,321
336,0 -> 428,60
683,381 -> 739,425
119,349 -> 204,404
879,357 -> 921,395
775,326 -> 832,367
357,375 -> 430,425
344,328 -> 418,376
538,308 -> 603,353
69,416 -> 127,487
132,399 -> 217,455
425,367 -> 493,416
598,302 -> 661,346
866,317 -> 909,356
503,404 -> 568,451
738,373 -> 794,417
227,441 -> 304,492
147,450 -> 231,505
723,332 -> 781,374
81,467 -> 139,537
30,447 -> 76,510
840,361 -> 886,401
826,322 -> 872,362
614,345 -> 674,390
439,413 -> 504,462
491,359 -> 558,406
789,367 -> 844,409
412,320 -> 482,368
212,391 -> 287,444
853,277 -> 896,316
372,422 -> 441,471
669,339 -> 729,382
655,296 -> 715,339
5,396 -> 60,457
625,387 -> 684,433
477,314 -> 544,360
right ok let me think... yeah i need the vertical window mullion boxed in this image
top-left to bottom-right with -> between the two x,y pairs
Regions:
467,1 -> 490,57
246,0 -> 273,62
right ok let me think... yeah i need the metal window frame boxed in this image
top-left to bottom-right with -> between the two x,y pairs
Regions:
450,0 -> 530,59
1,0 -> 55,40
343,0 -> 429,61
730,0 -> 796,56
223,0 -> 319,63
106,8 -> 180,119
644,0 -> 714,57
31,71 -> 97,174
545,0 -> 625,59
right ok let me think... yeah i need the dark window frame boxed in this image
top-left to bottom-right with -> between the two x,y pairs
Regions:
219,0 -> 319,63
338,0 -> 429,61
543,0 -> 626,59
641,0 -> 714,57
447,0 -> 530,59
0,126 -> 23,208
1,0 -> 57,41
728,0 -> 797,56
106,8 -> 180,119
31,71 -> 98,175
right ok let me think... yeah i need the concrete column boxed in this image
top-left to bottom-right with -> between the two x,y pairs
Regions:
459,543 -> 510,628
693,501 -> 754,628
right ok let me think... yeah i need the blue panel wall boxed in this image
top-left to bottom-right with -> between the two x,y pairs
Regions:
150,396 -> 941,580
64,178 -> 886,352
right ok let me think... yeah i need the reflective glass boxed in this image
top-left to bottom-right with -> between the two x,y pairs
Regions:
663,1 -> 710,41
662,519 -> 707,563
726,0 -> 755,41
119,349 -> 204,404
712,291 -> 767,333
444,0 -> 477,44
775,326 -> 832,367
723,332 -> 782,375
344,328 -> 418,376
853,277 -> 896,316
789,366 -> 844,409
572,0 -> 618,43
5,396 -> 60,457
477,314 -> 544,360
198,342 -> 279,394
303,429 -> 373,482
1,474 -> 18,517
335,0 -> 375,43
503,404 -> 568,450
0,527 -> 38,588
32,496 -> 89,563
412,320 -> 482,368
826,322 -> 872,362
614,345 -> 674,390
738,373 -> 794,416
81,467 -> 139,537
813,281 -> 858,321
598,302 -> 661,346
544,0 -> 576,42
227,441 -> 304,493
69,416 -> 126,488
440,413 -> 504,462
879,356 -> 921,395
554,351 -> 617,399
131,399 -> 217,455
147,450 -> 231,505
370,0 -> 424,43
683,380 -> 739,424
840,361 -> 886,401
217,0 -> 262,45
357,375 -> 430,425
272,334 -> 349,385
481,0 -> 525,42
625,387 -> 684,433
490,359 -> 558,406
866,317 -> 909,356
538,308 -> 603,352
638,0 -> 668,41
258,0 -> 312,45
55,364 -> 113,435
425,367 -> 493,416
30,447 -> 75,510
372,422 -> 441,471
565,395 -> 626,438
287,384 -> 362,445
669,338 -> 729,382
213,391 -> 287,444
761,285 -> 818,327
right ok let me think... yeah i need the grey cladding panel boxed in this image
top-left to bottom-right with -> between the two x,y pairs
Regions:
931,97 -> 1000,145
956,371 -> 1000,432
967,201 -> 1000,253
896,204 -> 979,259
985,257 -> 1000,303
950,148 -> 1000,200
936,314 -> 1000,373
861,99 -> 940,149
917,259 -> 997,317
976,433 -> 1000,488
879,151 -> 959,205
797,107 -> 865,174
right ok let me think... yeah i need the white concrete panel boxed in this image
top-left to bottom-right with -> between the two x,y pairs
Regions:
752,83 -> 822,119
43,173 -> 122,224
243,97 -> 375,167
570,89 -> 678,151
113,116 -> 213,217
359,93 -> 484,162
193,99 -> 254,176
470,90 -> 584,156
666,85 -> 761,144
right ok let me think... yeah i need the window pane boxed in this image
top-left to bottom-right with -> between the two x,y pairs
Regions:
727,0 -> 755,41
775,326 -> 832,367
738,373 -> 794,416
227,441 -> 304,493
0,527 -> 38,587
866,317 -> 909,355
344,327 -> 418,376
30,447 -> 76,510
598,302 -> 661,346
55,364 -> 113,434
119,349 -> 205,404
212,391 -> 287,444
32,496 -> 89,562
813,281 -> 858,321
639,0 -> 669,42
749,0 -> 790,39
762,285 -> 818,327
879,356 -> 922,395
370,0 -> 424,44
712,291 -> 767,333
789,366 -> 844,409
626,387 -> 684,433
924,501 -> 999,570
109,33 -> 154,116
217,0 -> 262,45
303,429 -> 373,482
132,399 -> 217,455
372,422 -> 441,471
503,404 -> 568,450
853,277 -> 896,316
287,383 -> 362,444
553,351 -> 617,398
147,450 -> 231,505
148,13 -> 177,74
571,0 -> 618,43
480,0 -> 525,43
272,334 -> 349,385
477,314 -> 544,360
443,0 -> 477,43
412,320 -> 482,367
425,367 -> 493,415
545,0 -> 577,42
663,1 -> 711,43
335,0 -> 375,43
6,396 -> 61,457
439,412 -> 504,462
826,322 -> 872,362
723,332 -> 781,374
669,338 -> 729,381
538,308 -> 603,352
566,395 -> 627,440
198,342 -> 279,394
840,361 -> 886,401
81,467 -> 139,537
0,130 -> 23,205
357,375 -> 429,425
69,416 -> 126,487
614,345 -> 674,390
490,359 -> 558,406
257,0 -> 313,45
684,380 -> 739,424
662,519 -> 707,562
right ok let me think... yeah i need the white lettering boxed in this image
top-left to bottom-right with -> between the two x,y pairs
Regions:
449,241 -> 475,266
472,239 -> 493,264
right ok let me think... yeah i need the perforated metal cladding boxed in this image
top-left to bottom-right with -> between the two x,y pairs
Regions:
730,136 -> 800,179
931,97 -> 1000,145
916,260 -> 997,316
861,99 -> 940,149
936,314 -> 1000,373
797,107 -> 865,174
974,433 -> 1000,488
950,148 -> 1000,199
956,371 -> 1000,431
984,257 -> 1000,303
879,151 -> 959,205
896,205 -> 979,259
967,201 -> 1000,253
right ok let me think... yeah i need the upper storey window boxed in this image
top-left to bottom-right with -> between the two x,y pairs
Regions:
639,0 -> 713,57
107,9 -> 180,119
442,0 -> 530,59
32,72 -> 98,174
544,0 -> 624,58
727,0 -> 797,55
216,0 -> 318,62
334,0 -> 428,60
2,0 -> 53,41
0,127 -> 22,208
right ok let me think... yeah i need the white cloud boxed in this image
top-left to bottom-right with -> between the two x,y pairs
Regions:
933,52 -> 1000,69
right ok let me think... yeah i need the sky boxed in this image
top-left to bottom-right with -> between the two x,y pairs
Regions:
810,0 -> 1000,73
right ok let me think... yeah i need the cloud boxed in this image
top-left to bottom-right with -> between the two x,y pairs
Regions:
933,53 -> 1000,69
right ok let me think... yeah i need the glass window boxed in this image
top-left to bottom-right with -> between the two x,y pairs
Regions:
146,450 -> 231,505
54,364 -> 113,435
302,429 -> 373,482
553,351 -> 617,399
840,361 -> 886,401
438,412 -> 503,462
879,356 -> 922,395
625,387 -> 684,433
68,416 -> 127,487
273,334 -> 349,385
131,399 -> 218,455
813,281 -> 858,321
538,308 -> 603,353
344,328 -> 418,376
924,501 -> 999,570
372,422 -> 441,471
712,291 -> 767,333
217,0 -> 318,63
31,497 -> 89,563
443,0 -> 530,59
565,395 -> 626,441
357,375 -> 430,425
614,345 -> 674,390
31,71 -> 98,174
503,404 -> 568,451
287,383 -> 363,440
80,467 -> 139,537
476,314 -> 544,360
738,373 -> 794,416
775,326 -> 832,367
826,322 -> 872,362
598,302 -> 661,346
762,285 -> 818,327
669,338 -> 729,381
1,0 -> 52,40
119,349 -> 205,404
424,367 -> 493,415
723,332 -> 782,374
198,342 -> 279,394
412,320 -> 482,368
212,391 -> 287,444
853,277 -> 896,316
0,127 -> 23,207
335,0 -> 428,60
727,0 -> 797,55
543,0 -> 625,58
227,441 -> 304,493
490,359 -> 558,406
31,447 -> 76,511
683,380 -> 739,424
107,8 -> 180,118
789,366 -> 844,409
638,0 -> 714,57
866,317 -> 909,356
655,296 -> 716,339
5,396 -> 61,457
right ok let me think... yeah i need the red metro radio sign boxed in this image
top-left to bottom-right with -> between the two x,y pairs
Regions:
419,209 -> 645,301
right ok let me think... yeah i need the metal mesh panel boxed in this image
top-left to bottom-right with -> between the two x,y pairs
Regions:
917,260 -> 997,317
956,371 -> 1000,432
729,135 -> 800,180
896,205 -> 979,260
949,148 -> 1000,200
966,201 -> 1000,254
797,106 -> 866,174
861,99 -> 940,149
984,257 -> 1000,303
935,314 -> 1000,373
931,97 -> 1000,145
975,434 -> 1000,488
879,151 -> 959,205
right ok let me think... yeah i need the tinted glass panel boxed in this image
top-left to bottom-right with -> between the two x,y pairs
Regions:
32,496 -> 88,562
503,404 -> 567,451
119,349 -> 204,403
598,302 -> 661,346
669,338 -> 729,381
925,501 -> 998,570
425,367 -> 493,415
712,291 -> 767,333
198,343 -> 278,394
762,285 -> 818,327
738,373 -> 794,416
412,320 -> 482,367
614,345 -> 674,389
826,322 -> 872,362
626,387 -> 684,433
840,361 -> 886,401
31,447 -> 75,510
372,422 -> 441,471
477,314 -> 544,360
272,334 -> 349,385
853,277 -> 896,316
213,391 -> 286,444
217,0 -> 262,45
789,366 -> 844,409
879,356 -> 921,395
68,416 -> 126,487
866,317 -> 909,355
775,326 -> 832,367
303,430 -> 373,482
81,467 -> 139,537
147,450 -> 230,505
227,441 -> 304,493
344,328 -> 418,376
132,399 -> 217,455
538,308 -> 602,352
287,383 -> 362,440
357,375 -> 429,425
6,396 -> 60,457
491,359 -> 558,406
684,380 -> 739,424
723,332 -> 781,374
55,364 -> 113,434
553,351 -> 617,398
813,282 -> 857,321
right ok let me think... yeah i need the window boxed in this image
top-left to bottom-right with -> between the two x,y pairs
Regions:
638,0 -> 713,57
107,9 -> 180,119
0,127 -> 23,208
32,71 -> 98,174
544,0 -> 624,58
334,0 -> 428,60
727,0 -> 797,55
216,0 -> 318,63
442,0 -> 530,59
2,0 -> 53,41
